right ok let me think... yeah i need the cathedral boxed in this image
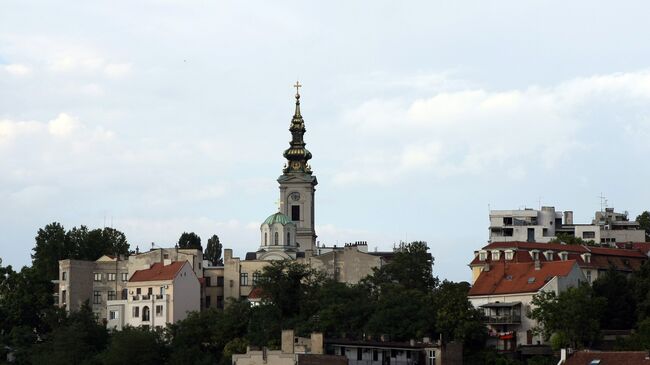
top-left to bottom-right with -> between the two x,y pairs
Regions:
257,83 -> 317,260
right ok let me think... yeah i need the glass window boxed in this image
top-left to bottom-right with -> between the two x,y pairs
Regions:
109,311 -> 119,320
156,305 -> 163,316
133,306 -> 139,318
240,272 -> 249,286
61,290 -> 67,305
93,291 -> 101,304
274,232 -> 279,245
121,288 -> 128,300
253,272 -> 261,285
142,306 -> 150,321
61,271 -> 67,281
217,277 -> 224,287
205,295 -> 211,308
357,348 -> 362,361
264,232 -> 267,245
94,273 -> 102,282
291,205 -> 300,221
121,273 -> 128,281
108,291 -> 116,301
107,273 -> 116,281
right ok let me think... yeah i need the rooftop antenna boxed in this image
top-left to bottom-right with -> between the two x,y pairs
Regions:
538,196 -> 542,210
598,193 -> 607,212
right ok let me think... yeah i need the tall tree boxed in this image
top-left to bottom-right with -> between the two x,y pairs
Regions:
32,222 -> 69,279
433,281 -> 486,349
98,326 -> 166,365
178,232 -> 202,250
530,284 -> 606,349
205,234 -> 223,265
636,211 -> 650,242
366,241 -> 438,292
593,268 -> 636,329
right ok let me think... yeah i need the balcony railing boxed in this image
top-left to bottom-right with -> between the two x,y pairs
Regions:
131,294 -> 168,301
483,315 -> 521,324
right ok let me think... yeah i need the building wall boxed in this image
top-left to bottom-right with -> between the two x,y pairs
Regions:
203,266 -> 225,309
278,176 -> 317,252
303,246 -> 384,284
172,262 -> 201,322
59,260 -> 94,312
128,248 -> 203,279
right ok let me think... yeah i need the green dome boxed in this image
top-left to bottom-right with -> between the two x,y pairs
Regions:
262,212 -> 294,226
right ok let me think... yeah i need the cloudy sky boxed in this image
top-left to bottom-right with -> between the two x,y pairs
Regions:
2,1 -> 650,281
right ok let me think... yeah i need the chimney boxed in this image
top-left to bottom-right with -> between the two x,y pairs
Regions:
534,260 -> 541,270
311,333 -> 323,355
281,329 -> 294,354
564,211 -> 574,225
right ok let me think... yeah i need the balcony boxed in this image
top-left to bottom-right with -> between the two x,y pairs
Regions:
131,294 -> 168,302
483,314 -> 522,324
480,302 -> 522,325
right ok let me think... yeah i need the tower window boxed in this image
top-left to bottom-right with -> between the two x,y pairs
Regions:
287,232 -> 291,245
264,232 -> 267,245
274,232 -> 279,245
291,205 -> 300,221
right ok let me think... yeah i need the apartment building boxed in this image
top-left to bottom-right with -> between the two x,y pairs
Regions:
106,260 -> 200,330
489,206 -> 646,245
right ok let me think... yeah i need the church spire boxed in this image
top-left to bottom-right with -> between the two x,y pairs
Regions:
283,81 -> 312,174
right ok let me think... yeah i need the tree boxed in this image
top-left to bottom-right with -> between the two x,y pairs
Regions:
32,222 -> 69,279
178,232 -> 202,250
433,281 -> 486,349
365,284 -> 433,341
205,235 -> 223,265
98,326 -> 166,365
529,284 -> 606,349
636,211 -> 650,242
549,232 -> 594,246
592,268 -> 636,329
366,241 -> 438,292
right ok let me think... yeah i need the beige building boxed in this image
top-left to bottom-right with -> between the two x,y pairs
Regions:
106,260 -> 200,330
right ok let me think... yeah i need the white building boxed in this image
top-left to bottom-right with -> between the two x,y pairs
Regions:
106,260 -> 200,330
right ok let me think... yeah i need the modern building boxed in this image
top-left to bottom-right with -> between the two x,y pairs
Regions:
468,260 -> 585,352
489,206 -> 646,245
326,338 -> 462,365
106,260 -> 200,330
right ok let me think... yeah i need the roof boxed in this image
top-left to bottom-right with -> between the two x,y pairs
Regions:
565,351 -> 650,365
129,261 -> 186,282
262,212 -> 294,226
468,260 -> 577,296
248,287 -> 264,300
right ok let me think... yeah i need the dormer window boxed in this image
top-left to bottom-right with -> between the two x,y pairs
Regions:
504,250 -> 514,261
478,250 -> 487,261
559,251 -> 568,261
491,250 -> 501,260
544,251 -> 554,261
530,250 -> 540,261
581,253 -> 591,264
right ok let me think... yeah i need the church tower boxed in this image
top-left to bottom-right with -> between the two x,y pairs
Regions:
277,82 -> 318,252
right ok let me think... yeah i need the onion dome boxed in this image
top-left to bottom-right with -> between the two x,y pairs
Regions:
262,212 -> 294,226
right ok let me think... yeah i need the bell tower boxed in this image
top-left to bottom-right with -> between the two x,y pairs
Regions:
277,81 -> 317,252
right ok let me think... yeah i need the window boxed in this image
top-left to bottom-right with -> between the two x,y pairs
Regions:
121,273 -> 128,281
559,252 -> 568,261
586,270 -> 592,282
109,310 -> 119,320
156,305 -> 163,317
340,347 -> 345,356
205,296 -> 211,308
121,288 -> 128,300
505,250 -> 514,260
287,232 -> 291,245
61,271 -> 67,281
583,231 -> 596,239
217,277 -> 224,287
108,291 -> 116,301
491,250 -> 501,260
357,348 -> 362,361
253,272 -> 261,285
142,306 -> 150,321
503,217 -> 513,225
205,277 -> 211,287
373,350 -> 378,361
264,232 -> 267,245
291,205 -> 300,221
94,273 -> 102,282
61,290 -> 67,305
107,273 -> 116,281
136,288 -> 141,295
93,291 -> 101,304
478,251 -> 487,261
163,253 -> 169,259
133,306 -> 139,318
240,272 -> 249,286
274,232 -> 279,245
531,250 -> 540,261
217,296 -> 224,309
428,350 -> 436,365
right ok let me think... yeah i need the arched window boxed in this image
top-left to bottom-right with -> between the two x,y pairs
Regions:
142,306 -> 150,321
274,232 -> 279,245
287,232 -> 291,245
264,232 -> 267,246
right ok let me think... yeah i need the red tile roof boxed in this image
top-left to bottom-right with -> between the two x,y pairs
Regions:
468,260 -> 577,296
129,261 -> 186,282
565,351 -> 650,365
248,287 -> 264,300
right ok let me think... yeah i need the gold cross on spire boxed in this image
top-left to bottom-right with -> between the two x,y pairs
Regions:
294,80 -> 302,96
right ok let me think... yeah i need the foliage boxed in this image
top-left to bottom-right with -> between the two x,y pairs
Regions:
366,241 -> 438,291
32,222 -> 130,279
636,211 -> 650,241
97,326 -> 166,365
548,232 -> 594,246
30,302 -> 109,365
530,284 -> 606,349
632,259 -> 650,321
220,337 -> 248,365
592,268 -> 636,329
433,281 -> 486,349
178,232 -> 202,250
204,234 -> 223,265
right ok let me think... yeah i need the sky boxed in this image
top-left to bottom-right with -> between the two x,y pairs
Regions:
2,1 -> 650,281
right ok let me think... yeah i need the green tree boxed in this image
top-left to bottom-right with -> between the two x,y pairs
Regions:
205,234 -> 223,265
433,281 -> 486,350
178,232 -> 202,250
549,232 -> 594,246
32,222 -> 69,279
98,326 -> 166,365
636,211 -> 650,241
529,284 -> 606,349
30,303 -> 108,365
221,338 -> 248,365
592,268 -> 636,329
366,241 -> 438,292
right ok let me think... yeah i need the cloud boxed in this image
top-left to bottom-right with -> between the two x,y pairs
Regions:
3,63 -> 31,76
335,70 -> 650,185
48,113 -> 80,137
103,63 -> 132,78
0,119 -> 42,143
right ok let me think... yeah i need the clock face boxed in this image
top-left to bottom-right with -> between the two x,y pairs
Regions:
290,192 -> 301,201
291,161 -> 301,170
